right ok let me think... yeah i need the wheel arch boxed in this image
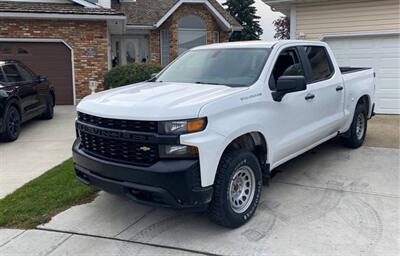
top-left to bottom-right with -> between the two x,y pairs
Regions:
6,97 -> 21,116
221,131 -> 270,181
355,94 -> 372,118
49,89 -> 56,107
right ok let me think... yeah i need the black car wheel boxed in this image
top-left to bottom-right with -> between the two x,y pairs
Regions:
41,93 -> 54,120
1,105 -> 21,142
343,103 -> 368,148
208,149 -> 262,228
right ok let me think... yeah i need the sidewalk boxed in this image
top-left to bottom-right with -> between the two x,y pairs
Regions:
0,229 -> 201,256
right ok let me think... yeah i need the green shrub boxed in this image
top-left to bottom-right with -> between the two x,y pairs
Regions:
104,62 -> 163,89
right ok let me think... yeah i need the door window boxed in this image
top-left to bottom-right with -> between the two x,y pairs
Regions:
270,48 -> 305,90
126,41 -> 136,63
16,64 -> 35,82
2,64 -> 23,83
303,46 -> 333,82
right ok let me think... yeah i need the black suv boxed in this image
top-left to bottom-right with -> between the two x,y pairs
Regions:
0,60 -> 55,142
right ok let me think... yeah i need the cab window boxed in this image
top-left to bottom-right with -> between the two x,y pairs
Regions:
303,46 -> 334,82
2,64 -> 23,83
16,64 -> 35,82
270,48 -> 305,90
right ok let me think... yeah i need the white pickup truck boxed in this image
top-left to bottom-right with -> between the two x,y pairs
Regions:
73,40 -> 375,228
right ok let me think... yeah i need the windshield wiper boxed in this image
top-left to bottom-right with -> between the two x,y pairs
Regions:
195,81 -> 224,85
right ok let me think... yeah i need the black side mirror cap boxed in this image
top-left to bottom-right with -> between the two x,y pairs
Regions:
272,75 -> 306,102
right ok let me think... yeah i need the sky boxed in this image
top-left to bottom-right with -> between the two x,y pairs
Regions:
216,0 -> 284,41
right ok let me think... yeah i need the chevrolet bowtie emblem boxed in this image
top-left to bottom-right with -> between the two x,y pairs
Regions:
139,146 -> 151,152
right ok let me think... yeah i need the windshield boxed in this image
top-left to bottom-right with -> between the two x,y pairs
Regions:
156,48 -> 271,87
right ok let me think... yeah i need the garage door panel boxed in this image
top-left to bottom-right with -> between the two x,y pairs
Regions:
0,42 -> 73,105
325,34 -> 400,114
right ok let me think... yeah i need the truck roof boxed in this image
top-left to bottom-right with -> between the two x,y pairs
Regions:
193,40 -> 328,50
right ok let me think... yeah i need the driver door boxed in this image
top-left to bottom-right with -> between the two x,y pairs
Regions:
268,47 -> 322,165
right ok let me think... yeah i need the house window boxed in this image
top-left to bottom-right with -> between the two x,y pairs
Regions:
178,15 -> 207,55
212,31 -> 220,43
160,29 -> 170,66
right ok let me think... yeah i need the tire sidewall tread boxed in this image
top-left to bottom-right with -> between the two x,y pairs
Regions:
208,149 -> 262,228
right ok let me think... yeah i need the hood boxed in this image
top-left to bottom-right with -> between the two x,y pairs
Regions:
77,82 -> 248,120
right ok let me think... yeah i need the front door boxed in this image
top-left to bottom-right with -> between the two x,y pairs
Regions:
268,47 -> 322,165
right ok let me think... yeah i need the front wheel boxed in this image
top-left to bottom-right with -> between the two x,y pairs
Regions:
1,105 -> 21,142
208,149 -> 262,228
343,103 -> 368,148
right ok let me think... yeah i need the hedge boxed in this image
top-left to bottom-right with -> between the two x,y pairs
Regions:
103,62 -> 163,89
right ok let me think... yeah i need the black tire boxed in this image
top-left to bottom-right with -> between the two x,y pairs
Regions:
1,105 -> 21,142
343,103 -> 368,148
208,149 -> 262,228
41,94 -> 54,120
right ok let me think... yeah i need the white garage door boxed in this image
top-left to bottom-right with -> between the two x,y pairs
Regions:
324,34 -> 400,114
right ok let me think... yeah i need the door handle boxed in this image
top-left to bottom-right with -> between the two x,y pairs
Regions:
336,86 -> 344,91
305,93 -> 315,100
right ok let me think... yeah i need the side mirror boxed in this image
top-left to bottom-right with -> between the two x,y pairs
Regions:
272,75 -> 306,102
37,75 -> 47,82
148,73 -> 158,82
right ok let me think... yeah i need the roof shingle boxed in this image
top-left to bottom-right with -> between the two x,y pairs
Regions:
0,1 -> 123,16
112,0 -> 241,28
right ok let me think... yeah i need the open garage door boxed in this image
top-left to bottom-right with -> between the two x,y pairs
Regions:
0,42 -> 73,105
324,34 -> 400,114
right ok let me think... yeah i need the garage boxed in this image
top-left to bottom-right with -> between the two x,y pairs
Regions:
324,34 -> 400,114
0,42 -> 73,105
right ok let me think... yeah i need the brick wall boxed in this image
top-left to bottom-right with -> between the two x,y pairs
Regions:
149,3 -> 231,64
0,19 -> 109,101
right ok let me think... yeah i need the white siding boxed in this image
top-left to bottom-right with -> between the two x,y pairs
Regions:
296,0 -> 400,39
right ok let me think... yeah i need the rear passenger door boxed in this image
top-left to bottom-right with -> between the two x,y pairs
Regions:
300,46 -> 345,138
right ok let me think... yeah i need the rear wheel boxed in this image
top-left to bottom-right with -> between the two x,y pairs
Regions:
208,149 -> 262,228
41,93 -> 54,120
343,103 -> 368,148
1,105 -> 21,142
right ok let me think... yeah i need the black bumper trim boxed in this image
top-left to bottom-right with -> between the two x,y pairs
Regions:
73,140 -> 213,210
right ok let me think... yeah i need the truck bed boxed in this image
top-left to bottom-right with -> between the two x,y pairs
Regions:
340,67 -> 372,74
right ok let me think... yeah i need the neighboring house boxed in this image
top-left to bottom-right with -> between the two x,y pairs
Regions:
0,0 -> 241,105
264,0 -> 400,114
111,0 -> 241,66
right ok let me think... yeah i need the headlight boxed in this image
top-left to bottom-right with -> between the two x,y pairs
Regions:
159,117 -> 207,135
159,145 -> 198,158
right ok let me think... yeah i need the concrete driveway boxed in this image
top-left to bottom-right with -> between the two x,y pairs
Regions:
1,115 -> 399,255
0,106 -> 76,199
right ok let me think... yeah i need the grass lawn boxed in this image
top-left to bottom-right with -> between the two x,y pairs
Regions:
0,158 -> 97,229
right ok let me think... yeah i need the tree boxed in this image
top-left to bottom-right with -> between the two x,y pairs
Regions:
273,16 -> 290,40
223,0 -> 263,41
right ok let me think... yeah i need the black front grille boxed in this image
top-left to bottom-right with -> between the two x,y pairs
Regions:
79,131 -> 158,166
78,112 -> 158,133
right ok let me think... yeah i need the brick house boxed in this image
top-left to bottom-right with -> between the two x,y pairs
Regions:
0,0 -> 241,105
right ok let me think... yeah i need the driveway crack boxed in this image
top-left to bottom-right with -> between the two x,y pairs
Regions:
35,227 -> 220,256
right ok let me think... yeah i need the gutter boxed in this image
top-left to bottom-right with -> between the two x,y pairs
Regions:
0,12 -> 126,21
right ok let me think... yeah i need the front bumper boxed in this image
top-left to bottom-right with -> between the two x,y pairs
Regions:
73,139 -> 213,210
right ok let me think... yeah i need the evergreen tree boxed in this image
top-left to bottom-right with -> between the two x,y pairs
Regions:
223,0 -> 263,41
273,16 -> 290,39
